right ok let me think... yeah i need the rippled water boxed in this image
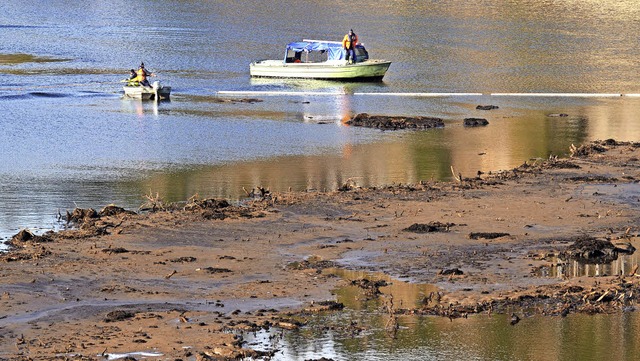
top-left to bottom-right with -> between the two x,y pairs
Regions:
3,1 -> 640,240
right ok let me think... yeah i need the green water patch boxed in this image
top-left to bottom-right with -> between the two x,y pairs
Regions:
0,53 -> 69,65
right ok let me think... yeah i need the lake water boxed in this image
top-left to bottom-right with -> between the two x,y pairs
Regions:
2,0 -> 640,240
2,2 -> 640,357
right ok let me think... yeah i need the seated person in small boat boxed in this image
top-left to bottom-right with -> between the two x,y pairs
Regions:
342,29 -> 358,64
126,69 -> 138,86
136,62 -> 154,87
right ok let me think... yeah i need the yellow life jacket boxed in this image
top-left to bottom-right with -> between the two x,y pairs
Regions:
342,33 -> 358,49
136,68 -> 147,82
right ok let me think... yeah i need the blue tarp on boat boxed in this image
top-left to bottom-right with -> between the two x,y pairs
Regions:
284,41 -> 366,61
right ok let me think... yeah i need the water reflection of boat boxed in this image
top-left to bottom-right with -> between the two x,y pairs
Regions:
250,40 -> 391,81
123,81 -> 171,100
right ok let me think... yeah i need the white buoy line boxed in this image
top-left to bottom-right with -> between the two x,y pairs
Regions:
352,92 -> 484,97
491,93 -> 626,98
216,90 -> 640,98
217,90 -> 346,96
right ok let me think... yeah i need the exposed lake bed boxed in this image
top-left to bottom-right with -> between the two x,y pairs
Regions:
4,1 -> 640,359
2,140 -> 640,360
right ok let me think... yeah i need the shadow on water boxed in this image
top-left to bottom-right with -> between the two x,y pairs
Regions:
0,94 -> 32,100
28,92 -> 70,98
0,91 -> 116,101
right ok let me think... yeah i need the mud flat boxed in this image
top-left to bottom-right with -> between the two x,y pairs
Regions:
2,139 -> 640,360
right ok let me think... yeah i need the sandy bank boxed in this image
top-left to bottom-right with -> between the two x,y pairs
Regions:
2,140 -> 640,360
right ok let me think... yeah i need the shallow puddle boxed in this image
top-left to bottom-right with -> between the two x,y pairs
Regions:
243,269 -> 640,361
324,268 -> 440,310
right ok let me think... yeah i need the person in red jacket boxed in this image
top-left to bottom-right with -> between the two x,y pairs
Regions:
342,29 -> 358,64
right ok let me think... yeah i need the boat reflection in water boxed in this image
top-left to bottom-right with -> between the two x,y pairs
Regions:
120,95 -> 168,118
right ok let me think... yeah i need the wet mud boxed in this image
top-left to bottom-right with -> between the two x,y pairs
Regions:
0,53 -> 68,65
2,139 -> 640,360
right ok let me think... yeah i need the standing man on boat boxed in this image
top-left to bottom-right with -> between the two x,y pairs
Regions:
342,29 -> 358,64
136,62 -> 154,87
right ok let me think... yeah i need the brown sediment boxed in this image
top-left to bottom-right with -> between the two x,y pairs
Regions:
0,53 -> 69,65
2,139 -> 640,359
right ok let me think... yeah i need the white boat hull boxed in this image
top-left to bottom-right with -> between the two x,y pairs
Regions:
250,59 -> 391,81
123,82 -> 171,100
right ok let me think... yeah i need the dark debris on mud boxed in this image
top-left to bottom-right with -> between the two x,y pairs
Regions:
404,222 -> 456,233
468,232 -> 510,240
396,276 -> 640,321
463,118 -> 489,127
286,259 -> 336,271
104,310 -> 136,323
350,278 -> 389,299
346,113 -> 445,130
558,235 -> 635,264
1,229 -> 54,262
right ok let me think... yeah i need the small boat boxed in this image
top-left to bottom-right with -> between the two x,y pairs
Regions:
123,81 -> 171,100
250,39 -> 391,81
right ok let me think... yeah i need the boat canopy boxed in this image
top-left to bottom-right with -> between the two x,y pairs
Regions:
284,41 -> 366,61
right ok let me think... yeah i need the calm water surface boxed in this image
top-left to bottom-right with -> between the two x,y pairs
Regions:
2,0 -> 640,239
2,2 -> 640,356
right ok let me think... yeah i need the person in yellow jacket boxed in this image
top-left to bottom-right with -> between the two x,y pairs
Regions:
136,62 -> 154,87
125,69 -> 139,86
342,29 -> 358,64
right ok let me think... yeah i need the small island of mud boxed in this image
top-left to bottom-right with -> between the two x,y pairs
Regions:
2,139 -> 640,360
346,113 -> 444,130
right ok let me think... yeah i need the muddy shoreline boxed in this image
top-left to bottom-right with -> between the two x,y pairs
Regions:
2,140 -> 640,360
